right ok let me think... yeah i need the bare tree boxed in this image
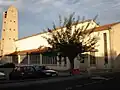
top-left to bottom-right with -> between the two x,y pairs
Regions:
43,13 -> 99,71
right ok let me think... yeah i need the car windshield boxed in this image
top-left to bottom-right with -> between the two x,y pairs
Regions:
14,66 -> 25,72
34,66 -> 49,71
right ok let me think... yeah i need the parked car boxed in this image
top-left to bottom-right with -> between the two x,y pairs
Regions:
33,65 -> 58,77
0,72 -> 6,80
9,65 -> 58,80
9,65 -> 38,80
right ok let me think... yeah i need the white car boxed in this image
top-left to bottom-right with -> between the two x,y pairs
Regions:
0,72 -> 6,80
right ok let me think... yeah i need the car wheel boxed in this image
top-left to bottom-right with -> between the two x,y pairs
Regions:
55,73 -> 58,77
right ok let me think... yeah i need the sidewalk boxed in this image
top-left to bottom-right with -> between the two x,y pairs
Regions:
58,69 -> 120,77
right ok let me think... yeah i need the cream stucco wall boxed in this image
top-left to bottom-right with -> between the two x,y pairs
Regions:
95,30 -> 111,69
110,23 -> 120,68
73,29 -> 111,69
15,32 -> 51,51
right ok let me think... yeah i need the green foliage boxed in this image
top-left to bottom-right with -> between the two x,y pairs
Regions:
43,13 -> 99,69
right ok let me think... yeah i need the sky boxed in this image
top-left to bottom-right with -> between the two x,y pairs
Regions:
0,0 -> 120,38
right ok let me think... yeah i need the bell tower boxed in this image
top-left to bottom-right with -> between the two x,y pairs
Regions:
0,5 -> 18,56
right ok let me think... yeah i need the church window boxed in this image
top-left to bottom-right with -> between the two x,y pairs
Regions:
10,20 -> 12,22
13,29 -> 15,31
5,11 -> 7,18
9,38 -> 11,40
90,52 -> 96,65
3,29 -> 5,31
103,33 -> 108,64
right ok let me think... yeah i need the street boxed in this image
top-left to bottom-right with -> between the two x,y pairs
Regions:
66,72 -> 120,90
0,72 -> 120,90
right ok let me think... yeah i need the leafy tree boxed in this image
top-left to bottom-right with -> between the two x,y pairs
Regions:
43,13 -> 99,70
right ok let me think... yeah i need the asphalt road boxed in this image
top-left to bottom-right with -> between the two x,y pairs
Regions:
67,72 -> 120,90
0,72 -> 120,90
0,75 -> 70,84
71,77 -> 120,90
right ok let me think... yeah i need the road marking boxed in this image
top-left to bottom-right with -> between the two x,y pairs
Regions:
66,77 -> 115,90
75,77 -> 115,88
76,81 -> 100,87
76,85 -> 82,87
66,87 -> 73,90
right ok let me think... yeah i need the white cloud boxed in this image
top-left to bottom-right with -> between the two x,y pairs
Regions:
0,0 -> 14,6
0,0 -> 24,13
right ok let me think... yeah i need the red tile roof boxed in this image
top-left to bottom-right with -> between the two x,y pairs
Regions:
6,47 -> 49,56
93,22 -> 119,32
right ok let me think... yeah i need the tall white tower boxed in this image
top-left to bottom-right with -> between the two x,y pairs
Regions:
0,5 -> 18,56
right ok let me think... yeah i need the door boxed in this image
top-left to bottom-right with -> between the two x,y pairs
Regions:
25,66 -> 36,78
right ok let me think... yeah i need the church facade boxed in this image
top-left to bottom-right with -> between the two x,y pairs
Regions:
0,6 -> 120,70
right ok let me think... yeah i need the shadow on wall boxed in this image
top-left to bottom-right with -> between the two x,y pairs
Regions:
0,56 -> 12,64
0,53 -> 106,70
18,53 -> 67,66
20,54 -> 28,64
12,55 -> 18,64
112,50 -> 120,69
3,51 -> 120,70
75,53 -> 110,70
107,50 -> 120,69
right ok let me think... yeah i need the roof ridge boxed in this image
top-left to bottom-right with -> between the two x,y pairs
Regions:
16,21 -> 119,41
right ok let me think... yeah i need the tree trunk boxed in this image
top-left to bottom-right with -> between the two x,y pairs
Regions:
68,57 -> 74,75
70,59 -> 74,70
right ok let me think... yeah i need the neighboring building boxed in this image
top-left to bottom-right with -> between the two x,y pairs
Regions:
0,6 -> 120,70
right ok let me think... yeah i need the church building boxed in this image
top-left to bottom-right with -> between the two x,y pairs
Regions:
0,6 -> 120,70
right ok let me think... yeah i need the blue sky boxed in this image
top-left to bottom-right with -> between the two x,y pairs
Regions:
0,0 -> 120,38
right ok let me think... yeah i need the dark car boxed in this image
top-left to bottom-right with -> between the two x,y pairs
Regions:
9,65 -> 38,80
33,65 -> 58,77
9,65 -> 58,80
